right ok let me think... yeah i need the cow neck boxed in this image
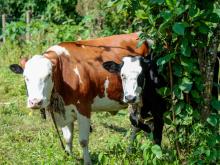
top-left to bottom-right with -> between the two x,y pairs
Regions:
43,53 -> 65,116
48,91 -> 66,117
43,52 -> 63,94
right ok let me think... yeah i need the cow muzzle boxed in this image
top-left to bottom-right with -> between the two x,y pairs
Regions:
28,98 -> 43,109
124,95 -> 137,103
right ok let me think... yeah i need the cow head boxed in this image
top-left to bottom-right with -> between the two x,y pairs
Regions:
9,55 -> 54,109
103,56 -> 159,104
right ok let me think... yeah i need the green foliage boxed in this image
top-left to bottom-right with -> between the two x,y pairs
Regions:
0,0 -> 81,23
96,132 -> 179,165
105,0 -> 219,164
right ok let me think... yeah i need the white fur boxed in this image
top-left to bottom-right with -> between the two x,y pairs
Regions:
47,45 -> 70,56
23,55 -> 53,108
54,105 -> 76,154
104,78 -> 109,96
92,96 -> 126,112
75,110 -> 92,165
121,57 -> 143,103
62,123 -> 73,154
74,67 -> 83,84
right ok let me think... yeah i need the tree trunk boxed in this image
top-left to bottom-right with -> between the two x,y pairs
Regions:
199,25 -> 220,121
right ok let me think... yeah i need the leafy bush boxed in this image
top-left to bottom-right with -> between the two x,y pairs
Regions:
105,0 -> 220,164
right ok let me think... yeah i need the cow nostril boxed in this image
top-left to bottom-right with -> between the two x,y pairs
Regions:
125,95 -> 136,103
37,100 -> 43,106
29,99 -> 43,107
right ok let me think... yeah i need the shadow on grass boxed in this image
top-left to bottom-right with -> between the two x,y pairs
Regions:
101,123 -> 128,133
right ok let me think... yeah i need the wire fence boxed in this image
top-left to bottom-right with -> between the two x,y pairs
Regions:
0,11 -> 32,43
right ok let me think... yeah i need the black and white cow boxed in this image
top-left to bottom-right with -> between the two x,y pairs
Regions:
103,55 -> 167,145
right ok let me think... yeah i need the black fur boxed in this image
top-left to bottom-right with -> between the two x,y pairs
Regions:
130,55 -> 167,145
9,64 -> 23,74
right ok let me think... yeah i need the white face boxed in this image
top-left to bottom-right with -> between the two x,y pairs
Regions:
23,55 -> 54,109
120,57 -> 143,104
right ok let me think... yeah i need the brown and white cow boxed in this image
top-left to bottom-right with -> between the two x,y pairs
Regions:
9,33 -> 152,164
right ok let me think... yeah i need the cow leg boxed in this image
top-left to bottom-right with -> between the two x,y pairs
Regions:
127,126 -> 141,153
61,122 -> 74,154
77,112 -> 92,165
152,115 -> 164,145
130,126 -> 141,142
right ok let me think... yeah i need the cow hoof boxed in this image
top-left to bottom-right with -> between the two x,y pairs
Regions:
65,149 -> 73,156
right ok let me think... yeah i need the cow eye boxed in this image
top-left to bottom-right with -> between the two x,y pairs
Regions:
121,74 -> 126,79
45,74 -> 51,80
24,77 -> 29,82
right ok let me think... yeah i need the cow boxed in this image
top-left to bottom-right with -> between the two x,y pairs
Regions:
9,33 -> 153,165
102,54 -> 167,145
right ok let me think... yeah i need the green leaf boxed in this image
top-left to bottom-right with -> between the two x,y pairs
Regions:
206,13 -> 220,23
173,102 -> 185,115
98,152 -> 104,162
179,77 -> 193,93
159,20 -> 171,33
182,116 -> 192,125
175,6 -> 188,16
106,0 -> 119,8
165,0 -> 176,10
160,10 -> 172,21
157,87 -> 171,97
136,10 -> 148,19
172,22 -> 189,35
173,64 -> 183,77
211,99 -> 220,111
137,40 -> 145,48
164,117 -> 172,125
181,39 -> 191,57
157,53 -> 175,66
149,0 -> 164,4
180,57 -> 193,68
151,145 -> 162,159
189,4 -> 199,18
191,90 -> 200,99
207,114 -> 218,127
185,104 -> 193,115
198,23 -> 210,34
174,86 -> 184,100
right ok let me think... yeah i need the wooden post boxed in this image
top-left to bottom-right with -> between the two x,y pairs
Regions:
2,14 -> 6,43
26,10 -> 31,41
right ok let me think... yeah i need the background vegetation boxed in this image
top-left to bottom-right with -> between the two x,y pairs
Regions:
0,0 -> 219,164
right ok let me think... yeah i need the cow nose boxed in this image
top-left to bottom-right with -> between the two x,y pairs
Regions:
29,98 -> 43,108
125,95 -> 136,103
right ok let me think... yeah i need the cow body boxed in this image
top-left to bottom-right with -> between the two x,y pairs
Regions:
10,33 -> 151,165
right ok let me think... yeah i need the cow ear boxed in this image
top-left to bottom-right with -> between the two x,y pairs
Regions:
103,61 -> 121,73
141,57 -> 151,70
9,64 -> 24,74
142,55 -> 151,64
19,57 -> 28,69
